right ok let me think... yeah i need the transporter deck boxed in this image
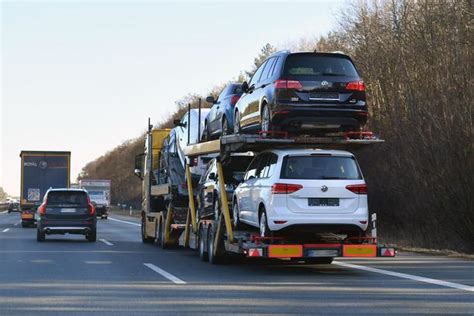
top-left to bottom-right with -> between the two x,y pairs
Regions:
172,131 -> 396,264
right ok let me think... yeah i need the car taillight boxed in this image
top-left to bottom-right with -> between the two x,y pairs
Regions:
38,203 -> 46,216
346,80 -> 365,92
88,203 -> 95,215
230,95 -> 240,105
189,157 -> 198,167
346,184 -> 368,194
275,79 -> 303,90
271,183 -> 303,194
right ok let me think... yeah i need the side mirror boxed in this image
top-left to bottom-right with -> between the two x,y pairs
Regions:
206,96 -> 216,104
173,119 -> 185,127
241,81 -> 249,93
134,168 -> 142,179
208,172 -> 216,180
134,153 -> 145,179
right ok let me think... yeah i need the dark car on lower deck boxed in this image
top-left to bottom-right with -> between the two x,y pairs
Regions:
36,188 -> 97,242
197,155 -> 254,220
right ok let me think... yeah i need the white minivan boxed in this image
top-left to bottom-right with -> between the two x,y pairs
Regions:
232,149 -> 369,238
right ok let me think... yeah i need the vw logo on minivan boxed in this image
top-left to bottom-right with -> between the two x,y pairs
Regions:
321,185 -> 328,192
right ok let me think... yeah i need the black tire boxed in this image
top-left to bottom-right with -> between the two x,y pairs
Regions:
87,228 -> 97,242
198,225 -> 208,261
207,225 -> 218,264
233,111 -> 241,134
141,216 -> 153,243
154,218 -> 160,244
159,217 -> 167,249
259,209 -> 271,238
304,257 -> 334,265
232,201 -> 242,230
222,117 -> 231,136
36,229 -> 45,242
260,104 -> 272,135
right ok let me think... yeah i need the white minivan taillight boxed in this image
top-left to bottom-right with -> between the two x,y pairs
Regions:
346,184 -> 367,194
272,183 -> 303,194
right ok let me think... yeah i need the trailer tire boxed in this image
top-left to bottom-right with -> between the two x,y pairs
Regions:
304,257 -> 333,265
207,225 -> 218,264
36,229 -> 45,242
21,222 -> 27,228
159,217 -> 168,249
199,225 -> 208,261
141,216 -> 154,244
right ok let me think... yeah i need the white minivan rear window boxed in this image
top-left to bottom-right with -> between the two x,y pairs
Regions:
281,156 -> 362,180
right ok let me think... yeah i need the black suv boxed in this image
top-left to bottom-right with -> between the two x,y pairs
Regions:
233,51 -> 368,135
36,188 -> 97,242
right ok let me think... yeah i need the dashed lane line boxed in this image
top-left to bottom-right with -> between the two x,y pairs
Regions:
144,263 -> 186,284
2,228 -> 10,233
108,217 -> 140,227
0,211 -> 7,214
100,239 -> 114,246
334,261 -> 474,292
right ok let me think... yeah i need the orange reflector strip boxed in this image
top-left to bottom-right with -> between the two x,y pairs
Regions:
342,244 -> 377,257
22,214 -> 34,219
268,245 -> 303,258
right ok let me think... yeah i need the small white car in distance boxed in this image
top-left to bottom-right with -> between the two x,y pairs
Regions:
232,148 -> 368,238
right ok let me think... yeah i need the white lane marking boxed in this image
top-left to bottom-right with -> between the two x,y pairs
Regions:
0,211 -> 7,214
144,263 -> 186,284
2,228 -> 10,233
108,217 -> 140,227
100,239 -> 114,246
14,221 -> 20,226
85,261 -> 112,264
334,261 -> 474,292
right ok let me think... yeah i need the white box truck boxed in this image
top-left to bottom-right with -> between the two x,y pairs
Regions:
79,179 -> 111,219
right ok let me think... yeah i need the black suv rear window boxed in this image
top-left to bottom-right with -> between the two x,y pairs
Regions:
281,155 -> 362,180
47,191 -> 88,207
284,55 -> 359,77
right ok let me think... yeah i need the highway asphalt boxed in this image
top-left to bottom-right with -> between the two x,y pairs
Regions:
0,211 -> 473,315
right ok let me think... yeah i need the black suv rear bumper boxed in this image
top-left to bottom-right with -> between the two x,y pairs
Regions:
271,105 -> 368,131
37,219 -> 96,235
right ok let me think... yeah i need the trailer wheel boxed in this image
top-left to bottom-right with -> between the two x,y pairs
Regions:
198,225 -> 208,261
159,217 -> 168,249
141,216 -> 154,243
36,229 -> 45,242
207,224 -> 224,264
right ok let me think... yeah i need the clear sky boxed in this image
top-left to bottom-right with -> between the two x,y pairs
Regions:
1,0 -> 346,196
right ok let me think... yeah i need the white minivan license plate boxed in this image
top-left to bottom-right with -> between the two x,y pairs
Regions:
308,198 -> 339,206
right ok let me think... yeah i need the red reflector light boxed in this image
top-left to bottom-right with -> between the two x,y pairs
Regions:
272,183 -> 303,194
380,248 -> 396,257
38,203 -> 46,216
88,203 -> 95,215
275,79 -> 303,90
346,184 -> 368,194
273,220 -> 287,224
230,95 -> 240,105
346,80 -> 365,91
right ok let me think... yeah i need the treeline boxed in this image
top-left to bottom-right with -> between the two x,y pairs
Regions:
80,0 -> 473,252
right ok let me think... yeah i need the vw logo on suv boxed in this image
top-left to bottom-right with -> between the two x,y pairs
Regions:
321,185 -> 328,192
320,80 -> 330,88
